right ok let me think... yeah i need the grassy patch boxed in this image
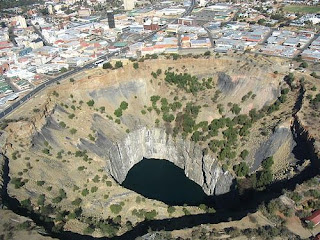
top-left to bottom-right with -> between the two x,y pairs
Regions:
283,5 -> 320,13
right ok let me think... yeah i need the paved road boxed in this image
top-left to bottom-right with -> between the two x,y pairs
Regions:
203,25 -> 215,48
28,21 -> 52,47
0,0 -> 196,120
261,28 -> 276,45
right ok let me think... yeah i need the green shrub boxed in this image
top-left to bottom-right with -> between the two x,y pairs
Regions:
110,204 -> 122,214
83,225 -> 95,234
91,186 -> 98,193
59,121 -> 66,128
114,109 -> 122,117
240,150 -> 249,159
70,128 -> 77,134
103,62 -> 113,69
81,189 -> 89,196
167,206 -> 176,214
71,198 -> 82,206
120,101 -> 128,110
52,196 -> 62,203
37,194 -> 46,206
115,61 -> 123,69
262,156 -> 274,170
37,181 -> 45,186
92,175 -> 100,183
233,162 -> 249,177
86,100 -> 95,107
144,210 -> 157,220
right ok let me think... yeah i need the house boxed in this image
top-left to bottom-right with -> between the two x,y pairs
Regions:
0,62 -> 9,74
178,17 -> 196,26
181,36 -> 191,48
30,38 -> 44,49
304,210 -> 320,226
301,49 -> 320,61
190,39 -> 210,48
19,47 -> 32,56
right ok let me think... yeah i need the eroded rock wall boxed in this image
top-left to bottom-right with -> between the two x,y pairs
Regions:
251,121 -> 296,172
80,127 -> 233,196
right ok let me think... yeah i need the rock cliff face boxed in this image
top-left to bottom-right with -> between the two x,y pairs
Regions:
251,121 -> 296,172
80,127 -> 233,196
0,131 -> 8,204
0,154 -> 4,204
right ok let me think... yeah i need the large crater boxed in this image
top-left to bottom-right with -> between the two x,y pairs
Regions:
1,56 -> 293,236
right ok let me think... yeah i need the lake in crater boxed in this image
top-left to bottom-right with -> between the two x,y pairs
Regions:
122,158 -> 208,205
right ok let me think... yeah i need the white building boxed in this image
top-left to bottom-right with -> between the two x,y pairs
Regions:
48,5 -> 54,15
124,0 -> 135,10
199,0 -> 207,7
13,16 -> 27,28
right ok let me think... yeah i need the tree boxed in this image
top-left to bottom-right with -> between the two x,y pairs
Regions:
191,131 -> 201,142
110,204 -> 122,214
114,109 -> 122,118
262,156 -> 274,170
70,128 -> 77,134
311,72 -> 318,78
133,62 -> 139,69
70,78 -> 75,83
52,196 -> 62,203
233,162 -> 249,177
81,189 -> 89,196
86,99 -> 95,107
60,67 -> 68,73
240,150 -> 249,159
162,113 -> 174,122
256,170 -> 273,188
167,206 -> 176,214
115,61 -> 123,69
204,50 -> 211,56
144,210 -> 157,220
150,95 -> 160,104
83,225 -> 95,234
231,104 -> 241,115
284,73 -> 294,87
300,62 -> 308,68
71,198 -> 82,206
120,101 -> 128,110
103,62 -> 112,69
37,194 -> 46,206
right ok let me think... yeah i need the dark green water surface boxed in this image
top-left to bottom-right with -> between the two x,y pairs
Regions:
122,158 -> 207,205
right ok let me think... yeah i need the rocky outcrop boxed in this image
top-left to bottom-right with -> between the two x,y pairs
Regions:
217,72 -> 239,94
293,116 -> 320,167
0,154 -> 4,204
251,121 -> 296,172
0,131 -> 8,204
80,127 -> 233,196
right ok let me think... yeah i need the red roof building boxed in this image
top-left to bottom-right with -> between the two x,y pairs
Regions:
305,210 -> 320,226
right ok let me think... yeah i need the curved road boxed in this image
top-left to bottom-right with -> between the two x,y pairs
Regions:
0,0 -> 195,120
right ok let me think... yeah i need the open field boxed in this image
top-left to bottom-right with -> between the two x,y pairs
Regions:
283,5 -> 320,13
